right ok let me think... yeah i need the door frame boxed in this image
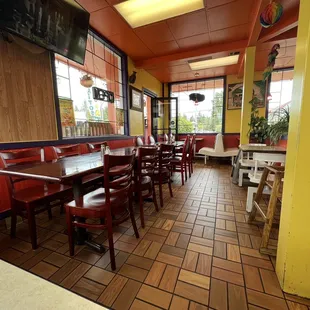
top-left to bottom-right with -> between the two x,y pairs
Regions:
142,88 -> 157,139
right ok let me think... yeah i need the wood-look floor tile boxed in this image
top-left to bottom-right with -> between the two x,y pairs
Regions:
161,244 -> 186,258
0,248 -> 24,263
176,234 -> 191,249
119,234 -> 140,245
241,255 -> 274,270
203,227 -> 214,239
11,241 -> 32,253
174,281 -> 209,306
162,220 -> 175,231
177,213 -> 188,222
20,248 -> 52,270
260,269 -> 283,298
212,257 -> 243,274
84,266 -> 115,285
112,279 -> 142,310
186,214 -> 197,224
71,277 -> 105,301
144,242 -> 162,259
214,234 -> 238,245
98,275 -> 128,307
212,267 -> 244,286
250,235 -> 262,250
196,254 -> 211,276
170,295 -> 190,310
188,243 -> 212,256
182,250 -> 198,271
287,301 -> 309,310
144,233 -> 166,244
159,265 -> 179,293
106,251 -> 130,272
214,240 -> 227,259
156,252 -> 183,267
171,226 -> 192,235
30,261 -> 58,279
60,262 -> 91,289
238,233 -> 252,248
240,247 -> 269,260
243,265 -> 264,291
228,283 -> 247,310
130,299 -> 161,310
148,228 -> 170,237
153,218 -> 166,228
165,232 -> 180,246
49,259 -> 81,284
44,252 -> 70,268
137,284 -> 172,309
118,264 -> 148,282
74,249 -> 101,265
209,278 -> 227,310
178,269 -> 210,289
216,219 -> 226,230
190,236 -> 214,248
114,240 -> 137,253
145,261 -> 166,287
285,294 -> 310,307
126,254 -> 153,270
227,244 -> 241,262
133,240 -> 152,256
192,225 -> 204,237
246,288 -> 288,310
189,301 -> 209,309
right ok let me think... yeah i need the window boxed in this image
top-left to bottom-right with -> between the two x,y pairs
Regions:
268,69 -> 293,124
170,78 -> 224,134
55,31 -> 126,138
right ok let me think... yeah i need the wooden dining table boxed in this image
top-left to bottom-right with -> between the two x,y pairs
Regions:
0,147 -> 136,252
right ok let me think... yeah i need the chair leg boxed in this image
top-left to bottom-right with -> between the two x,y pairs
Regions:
47,207 -> 52,220
139,192 -> 145,228
159,178 -> 164,208
152,183 -> 159,211
188,161 -> 191,178
65,207 -> 74,256
191,161 -> 193,174
184,163 -> 187,181
204,155 -> 207,165
106,212 -> 116,271
238,170 -> 244,187
27,205 -> 37,250
246,187 -> 257,213
10,201 -> 17,238
129,197 -> 139,238
181,166 -> 185,186
168,177 -> 173,198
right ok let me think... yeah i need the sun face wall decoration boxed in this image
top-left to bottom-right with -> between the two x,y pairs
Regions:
260,1 -> 283,28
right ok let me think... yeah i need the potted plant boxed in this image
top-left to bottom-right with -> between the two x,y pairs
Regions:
268,108 -> 290,145
248,97 -> 270,143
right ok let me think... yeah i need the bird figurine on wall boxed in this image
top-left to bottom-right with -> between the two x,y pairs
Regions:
263,44 -> 280,81
129,71 -> 137,84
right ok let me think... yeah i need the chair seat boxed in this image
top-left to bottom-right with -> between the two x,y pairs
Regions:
13,184 -> 71,204
133,176 -> 152,191
66,188 -> 128,210
170,157 -> 182,164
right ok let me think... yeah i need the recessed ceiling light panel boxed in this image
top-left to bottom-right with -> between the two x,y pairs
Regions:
114,0 -> 204,28
189,55 -> 239,70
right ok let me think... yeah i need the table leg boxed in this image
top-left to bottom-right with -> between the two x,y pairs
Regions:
72,179 -> 106,254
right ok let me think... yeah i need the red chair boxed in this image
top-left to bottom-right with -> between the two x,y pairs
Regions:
187,135 -> 196,178
0,149 -> 72,249
133,147 -> 159,228
136,136 -> 144,146
170,135 -> 190,185
65,152 -> 139,270
153,144 -> 174,208
52,144 -> 103,192
87,142 -> 108,153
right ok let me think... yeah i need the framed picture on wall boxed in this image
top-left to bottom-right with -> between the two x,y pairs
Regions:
227,81 -> 266,110
129,86 -> 143,112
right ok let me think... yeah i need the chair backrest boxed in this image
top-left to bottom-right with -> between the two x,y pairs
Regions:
148,135 -> 156,145
52,144 -> 81,159
87,142 -> 108,153
136,147 -> 158,179
103,152 -> 135,204
164,133 -> 169,141
136,136 -> 144,146
214,133 -> 225,153
252,152 -> 286,180
158,144 -> 174,170
0,149 -> 43,194
189,135 -> 196,158
181,135 -> 190,160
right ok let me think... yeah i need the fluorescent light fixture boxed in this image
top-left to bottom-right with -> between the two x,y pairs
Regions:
114,0 -> 204,28
189,55 -> 240,70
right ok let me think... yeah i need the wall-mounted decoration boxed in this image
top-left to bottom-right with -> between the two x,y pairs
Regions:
92,87 -> 114,103
59,98 -> 75,126
129,71 -> 137,84
227,81 -> 266,110
80,74 -> 93,88
189,93 -> 205,106
263,44 -> 280,81
129,86 -> 143,112
260,1 -> 283,28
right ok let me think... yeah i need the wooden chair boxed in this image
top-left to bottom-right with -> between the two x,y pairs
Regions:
52,144 -> 103,192
153,144 -> 174,208
136,136 -> 144,146
0,149 -> 72,249
248,166 -> 285,256
148,135 -> 156,145
133,147 -> 159,228
65,152 -> 139,270
186,135 -> 195,178
170,135 -> 190,185
87,142 -> 108,153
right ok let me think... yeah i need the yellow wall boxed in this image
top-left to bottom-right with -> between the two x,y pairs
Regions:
225,71 -> 266,133
128,57 -> 162,136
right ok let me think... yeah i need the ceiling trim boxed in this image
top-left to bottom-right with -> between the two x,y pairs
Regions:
135,40 -> 248,68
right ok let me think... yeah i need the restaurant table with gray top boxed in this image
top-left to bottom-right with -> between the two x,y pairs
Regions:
231,144 -> 287,184
0,147 -> 136,252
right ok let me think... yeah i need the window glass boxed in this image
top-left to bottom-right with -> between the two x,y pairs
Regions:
171,78 -> 224,134
55,32 -> 125,138
269,69 -> 293,124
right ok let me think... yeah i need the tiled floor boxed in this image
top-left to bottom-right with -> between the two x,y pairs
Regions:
0,161 -> 310,310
